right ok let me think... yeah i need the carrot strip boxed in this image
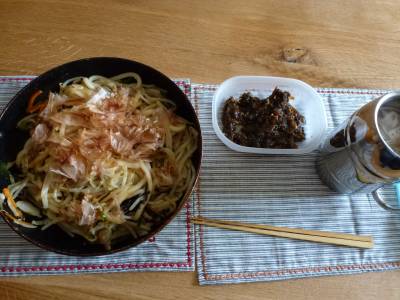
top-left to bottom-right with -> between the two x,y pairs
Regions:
27,90 -> 44,113
2,187 -> 22,218
36,102 -> 47,112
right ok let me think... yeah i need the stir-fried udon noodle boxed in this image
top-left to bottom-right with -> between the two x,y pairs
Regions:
0,73 -> 198,249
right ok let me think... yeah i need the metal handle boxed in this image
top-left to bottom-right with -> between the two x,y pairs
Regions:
372,185 -> 400,211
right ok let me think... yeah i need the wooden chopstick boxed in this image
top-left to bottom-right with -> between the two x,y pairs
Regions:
191,217 -> 374,249
193,217 -> 372,242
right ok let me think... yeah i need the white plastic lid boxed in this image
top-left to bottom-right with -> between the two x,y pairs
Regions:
212,76 -> 328,154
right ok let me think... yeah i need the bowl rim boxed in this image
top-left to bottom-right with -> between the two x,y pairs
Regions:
0,57 -> 202,256
212,75 -> 328,154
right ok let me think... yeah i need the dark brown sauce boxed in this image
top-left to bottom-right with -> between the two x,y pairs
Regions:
221,88 -> 305,149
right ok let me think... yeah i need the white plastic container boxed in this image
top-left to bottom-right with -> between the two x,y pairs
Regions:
212,76 -> 328,154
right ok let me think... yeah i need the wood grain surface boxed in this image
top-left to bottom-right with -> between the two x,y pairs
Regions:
1,0 -> 400,299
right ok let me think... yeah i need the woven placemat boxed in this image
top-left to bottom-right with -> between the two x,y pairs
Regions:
192,83 -> 400,285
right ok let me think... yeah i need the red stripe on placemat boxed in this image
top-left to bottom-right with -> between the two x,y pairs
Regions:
193,85 -> 389,96
199,261 -> 400,281
316,89 -> 387,95
192,85 -> 400,282
1,261 -> 191,274
0,78 -> 193,273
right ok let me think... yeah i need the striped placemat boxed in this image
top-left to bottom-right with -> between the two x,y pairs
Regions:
0,76 -> 194,276
193,83 -> 400,285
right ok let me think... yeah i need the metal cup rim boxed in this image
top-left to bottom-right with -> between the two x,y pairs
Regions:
374,92 -> 400,159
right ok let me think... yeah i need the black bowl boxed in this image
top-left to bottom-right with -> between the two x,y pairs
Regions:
0,57 -> 202,256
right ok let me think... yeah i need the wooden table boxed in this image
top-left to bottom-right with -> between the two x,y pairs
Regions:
1,0 -> 400,299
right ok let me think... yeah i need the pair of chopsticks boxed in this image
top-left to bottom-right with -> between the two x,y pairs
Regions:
191,217 -> 374,249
